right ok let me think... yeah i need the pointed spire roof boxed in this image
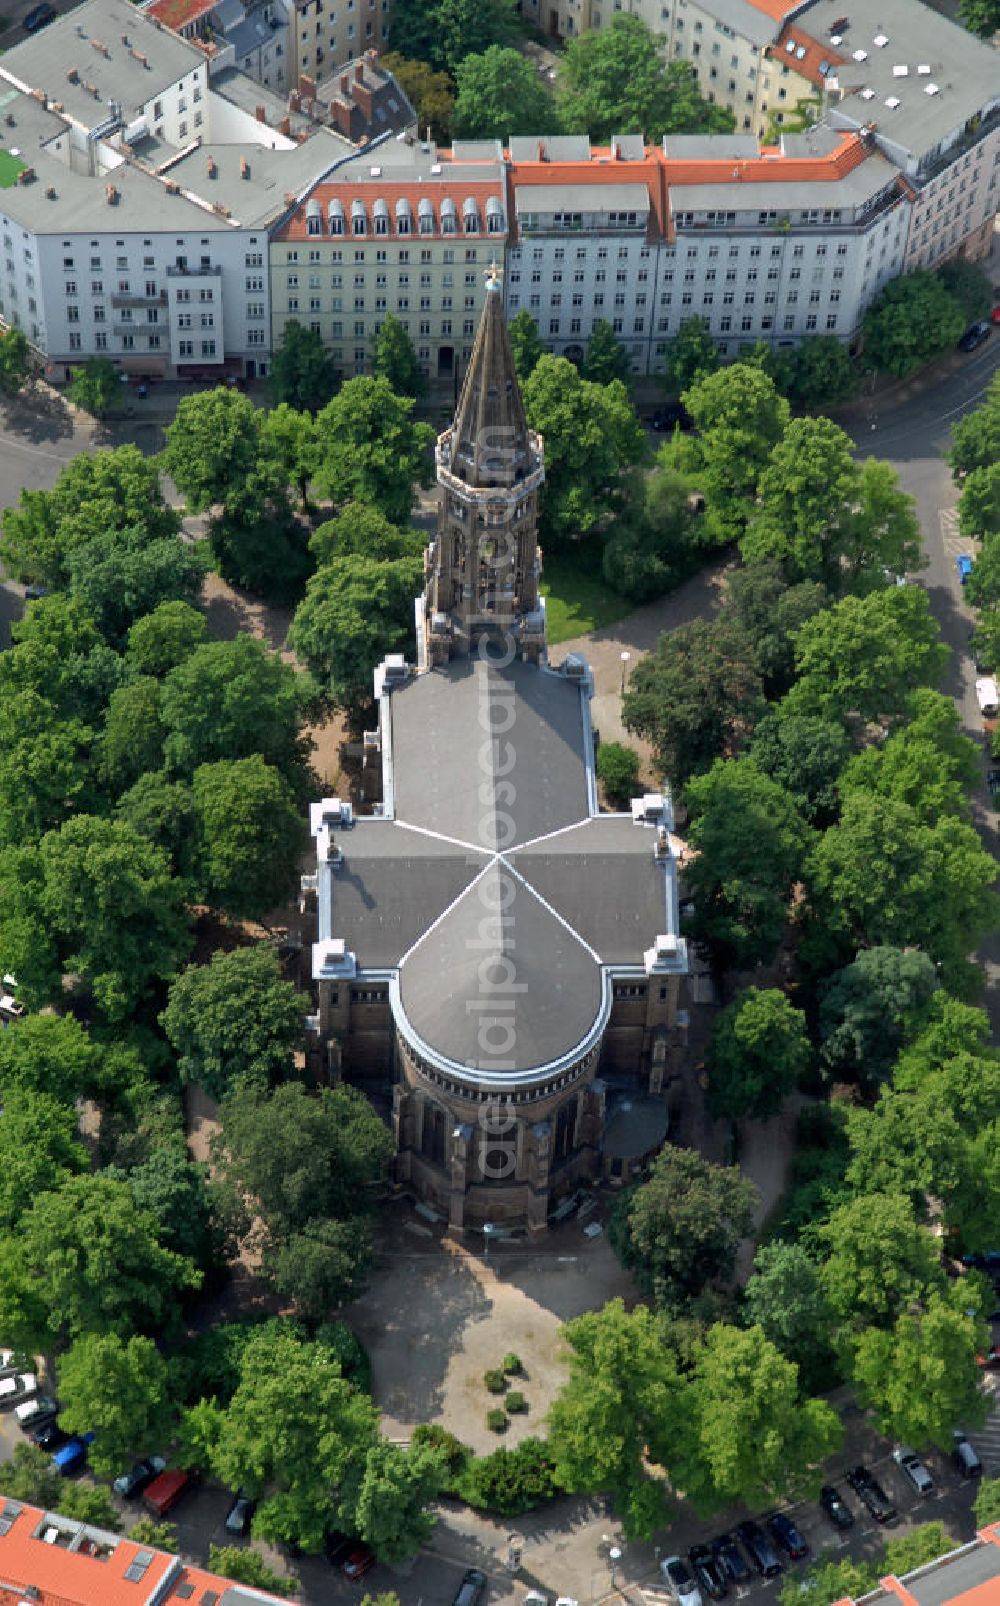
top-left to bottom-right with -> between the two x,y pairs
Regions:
450,268 -> 534,490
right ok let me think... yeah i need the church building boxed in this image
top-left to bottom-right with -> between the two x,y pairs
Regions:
303,274 -> 689,1234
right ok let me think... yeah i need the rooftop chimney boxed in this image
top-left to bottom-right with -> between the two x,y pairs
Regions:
278,114 -> 290,134
105,182 -> 119,204
207,155 -> 216,176
240,156 -> 249,178
340,72 -> 349,92
67,66 -> 79,82
255,103 -> 266,121
354,60 -> 364,82
289,88 -> 301,110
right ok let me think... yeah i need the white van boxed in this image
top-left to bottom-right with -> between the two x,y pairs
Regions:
977,677 -> 999,717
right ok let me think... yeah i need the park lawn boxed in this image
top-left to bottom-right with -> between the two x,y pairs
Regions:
0,150 -> 25,187
541,550 -> 630,644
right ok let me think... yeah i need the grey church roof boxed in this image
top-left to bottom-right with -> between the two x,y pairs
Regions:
316,656 -> 684,1086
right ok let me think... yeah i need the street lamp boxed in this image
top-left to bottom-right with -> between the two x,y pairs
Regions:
619,650 -> 631,694
505,1533 -> 522,1572
609,1546 -> 622,1590
483,1221 -> 496,1261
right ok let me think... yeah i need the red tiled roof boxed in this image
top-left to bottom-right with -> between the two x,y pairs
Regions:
769,22 -> 847,88
275,178 -> 505,242
0,1502 -> 295,1605
147,0 -> 215,32
743,0 -> 807,20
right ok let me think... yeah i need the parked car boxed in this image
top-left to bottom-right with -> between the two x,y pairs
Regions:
819,1484 -> 854,1530
452,1569 -> 487,1606
22,2 -> 55,30
956,554 -> 975,586
953,1431 -> 983,1479
324,1532 -> 355,1568
688,1543 -> 728,1600
224,1492 -> 256,1536
52,1432 -> 94,1477
977,677 -> 1000,718
767,1513 -> 809,1560
958,321 -> 992,353
651,401 -> 693,433
342,1544 -> 376,1582
0,1373 -> 37,1407
113,1457 -> 166,1499
962,1250 -> 1000,1272
660,1554 -> 703,1606
710,1535 -> 751,1586
847,1464 -> 896,1523
142,1467 -> 195,1517
30,1420 -> 68,1452
893,1446 -> 934,1496
23,584 -> 48,601
15,1395 -> 56,1430
735,1521 -> 782,1579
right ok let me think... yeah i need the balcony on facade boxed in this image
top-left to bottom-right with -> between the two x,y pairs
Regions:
165,262 -> 222,277
916,101 -> 1000,184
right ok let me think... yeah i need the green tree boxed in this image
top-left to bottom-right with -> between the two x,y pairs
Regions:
162,944 -> 305,1102
602,462 -> 701,602
547,1298 -> 686,1538
596,742 -> 640,808
289,554 -> 423,715
818,947 -> 939,1091
685,758 -> 811,971
785,584 -> 949,724
1,445 -> 178,590
207,1324 -> 379,1553
0,692 -> 97,846
807,794 -> 997,994
623,617 -> 763,787
0,1444 -> 120,1530
260,402 -> 317,506
452,45 -> 557,139
744,1242 -> 833,1387
66,524 -> 206,649
129,1518 -> 179,1551
958,0 -> 1000,30
0,1088 -> 87,1230
948,372 -> 1000,477
862,271 -> 965,378
1,1173 -> 199,1349
372,313 -> 426,398
126,600 -> 208,678
557,15 -> 734,141
162,388 -> 263,511
679,1323 -> 842,1514
508,309 -> 546,385
581,318 -> 632,386
965,540 -> 1000,611
818,1192 -> 946,1332
58,1332 -> 175,1479
958,463 -> 1000,540
160,634 -> 313,794
379,53 -> 454,140
207,471 -> 308,607
116,772 -> 198,888
36,814 -> 191,1021
975,1477 -> 1000,1526
67,357 -> 123,417
1,596 -> 124,730
192,756 -> 307,920
269,319 -> 338,413
722,562 -> 828,698
707,987 -> 810,1122
123,1146 -> 224,1275
786,335 -> 858,410
748,711 -> 850,825
214,1083 -> 393,1314
0,326 -> 30,397
850,1289 -> 988,1448
522,355 -> 646,546
938,258 -> 993,321
0,1011 -> 102,1103
310,502 -> 423,566
206,1549 -> 295,1597
610,1145 -> 758,1311
661,316 -> 719,396
313,376 -> 434,524
682,364 -> 790,537
388,0 -> 516,74
884,1525 -> 958,1578
99,678 -> 166,793
347,1440 -> 447,1561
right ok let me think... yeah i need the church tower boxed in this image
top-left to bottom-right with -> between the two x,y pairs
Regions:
422,268 -> 546,666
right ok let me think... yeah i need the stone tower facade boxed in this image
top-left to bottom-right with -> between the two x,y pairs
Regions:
422,268 -> 547,667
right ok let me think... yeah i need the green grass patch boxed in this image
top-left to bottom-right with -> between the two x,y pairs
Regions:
0,149 -> 26,187
541,549 -> 630,644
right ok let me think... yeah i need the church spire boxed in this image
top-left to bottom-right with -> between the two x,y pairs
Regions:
422,270 -> 546,666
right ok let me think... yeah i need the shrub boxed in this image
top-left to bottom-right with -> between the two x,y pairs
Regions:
596,741 -> 641,808
486,1408 -> 508,1433
458,1438 -> 558,1514
129,1518 -> 179,1553
484,1368 -> 507,1394
411,1422 -> 470,1478
505,1392 -> 528,1414
206,1547 -> 295,1597
314,1319 -> 372,1392
502,1352 -> 523,1375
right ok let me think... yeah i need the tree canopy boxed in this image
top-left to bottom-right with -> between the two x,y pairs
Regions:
372,314 -> 426,398
269,320 -> 339,413
452,46 -> 558,139
162,388 -> 264,511
162,944 -> 305,1101
313,376 -> 434,524
289,553 -> 423,715
58,1332 -> 175,1479
862,272 -> 965,378
522,355 -> 646,546
557,16 -> 735,141
707,987 -> 810,1122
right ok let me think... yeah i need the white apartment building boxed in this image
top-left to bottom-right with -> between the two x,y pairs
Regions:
0,0 -> 356,377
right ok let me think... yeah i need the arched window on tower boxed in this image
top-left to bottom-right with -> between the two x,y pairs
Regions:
553,1097 -> 577,1164
420,1101 -> 446,1169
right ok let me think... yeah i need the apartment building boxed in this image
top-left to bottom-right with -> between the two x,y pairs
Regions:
286,0 -> 388,96
0,0 -> 356,378
146,0 -> 291,94
271,139 -> 507,382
